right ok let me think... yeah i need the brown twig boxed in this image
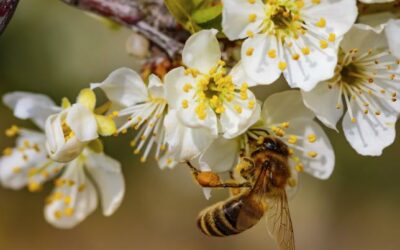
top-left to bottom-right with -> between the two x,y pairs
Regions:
60,0 -> 188,59
0,0 -> 19,35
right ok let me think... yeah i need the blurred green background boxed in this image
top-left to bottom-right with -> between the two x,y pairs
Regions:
0,1 -> 399,249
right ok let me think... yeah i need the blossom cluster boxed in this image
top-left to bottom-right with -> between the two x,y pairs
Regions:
1,0 -> 399,228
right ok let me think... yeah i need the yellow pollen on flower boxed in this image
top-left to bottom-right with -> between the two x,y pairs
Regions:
292,53 -> 300,60
278,61 -> 287,71
64,207 -> 74,217
12,166 -> 21,174
268,49 -> 277,58
288,178 -> 297,187
3,147 -> 13,156
195,104 -> 207,120
320,40 -> 328,49
28,182 -> 42,192
288,135 -> 298,144
182,83 -> 192,93
248,0 -> 255,4
246,47 -> 254,56
248,14 -> 257,23
64,196 -> 72,205
78,184 -> 86,192
302,47 -> 310,55
5,125 -> 19,137
295,0 -> 305,9
307,151 -> 318,158
234,105 -> 243,114
248,100 -> 255,109
307,134 -> 317,143
181,99 -> 189,109
288,148 -> 294,155
281,122 -> 290,128
312,0 -> 321,4
295,164 -> 304,172
316,18 -> 326,28
54,210 -> 63,220
328,33 -> 336,42
167,158 -> 173,165
246,30 -> 254,38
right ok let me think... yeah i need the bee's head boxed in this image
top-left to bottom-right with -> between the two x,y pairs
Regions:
255,136 -> 289,157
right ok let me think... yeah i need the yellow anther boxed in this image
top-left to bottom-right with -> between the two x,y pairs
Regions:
64,207 -> 74,217
288,135 -> 298,144
234,105 -> 243,114
246,30 -> 254,38
278,61 -> 287,71
268,49 -> 277,58
28,182 -> 42,192
181,99 -> 189,109
302,47 -> 310,55
248,14 -> 257,23
167,158 -> 173,165
246,47 -> 254,56
2,147 -> 13,156
351,118 -> 357,123
312,0 -> 321,4
182,83 -> 193,93
5,125 -> 19,137
78,184 -> 86,192
133,149 -> 140,154
295,164 -> 304,172
288,178 -> 297,187
307,151 -> 318,158
248,0 -> 256,4
316,18 -> 326,28
64,196 -> 72,205
307,134 -> 317,143
292,53 -> 300,60
54,210 -> 63,220
320,40 -> 328,49
140,156 -> 146,163
328,33 -> 336,42
281,122 -> 290,128
248,100 -> 255,109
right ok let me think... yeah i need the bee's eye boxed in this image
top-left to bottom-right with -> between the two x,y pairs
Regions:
264,140 -> 278,151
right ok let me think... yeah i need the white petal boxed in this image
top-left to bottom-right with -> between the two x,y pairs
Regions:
84,150 -> 125,216
0,130 -> 48,189
91,68 -> 149,107
164,110 -> 216,161
44,160 -> 98,229
286,119 -> 335,180
241,34 -> 282,84
221,0 -> 264,40
229,61 -> 257,87
164,67 -> 197,109
301,81 -> 343,130
3,92 -> 60,129
221,90 -> 259,138
199,137 -> 239,173
45,112 -> 86,163
182,29 -> 221,74
282,35 -> 339,91
66,104 -> 98,142
341,24 -> 388,53
303,0 -> 357,37
342,104 -> 396,156
359,0 -> 395,3
148,74 -> 165,99
385,19 -> 400,58
262,90 -> 314,126
177,100 -> 219,134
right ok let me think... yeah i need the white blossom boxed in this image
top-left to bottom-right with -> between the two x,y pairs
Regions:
302,24 -> 400,156
221,0 -> 358,91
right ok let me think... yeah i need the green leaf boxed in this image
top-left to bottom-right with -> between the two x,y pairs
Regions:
164,0 -> 197,32
191,4 -> 222,24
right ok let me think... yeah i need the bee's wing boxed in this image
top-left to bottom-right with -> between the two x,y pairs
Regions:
264,190 -> 295,250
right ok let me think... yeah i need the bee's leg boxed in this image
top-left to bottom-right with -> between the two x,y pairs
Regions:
186,161 -> 251,189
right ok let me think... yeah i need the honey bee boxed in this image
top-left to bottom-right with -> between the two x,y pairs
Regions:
188,132 -> 295,250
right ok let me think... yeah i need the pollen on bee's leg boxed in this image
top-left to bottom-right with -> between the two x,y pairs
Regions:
196,172 -> 221,187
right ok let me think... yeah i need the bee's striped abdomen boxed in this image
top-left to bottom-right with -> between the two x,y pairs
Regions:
197,193 -> 256,237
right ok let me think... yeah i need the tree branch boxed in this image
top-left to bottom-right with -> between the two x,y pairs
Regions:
0,0 -> 19,35
60,0 -> 188,59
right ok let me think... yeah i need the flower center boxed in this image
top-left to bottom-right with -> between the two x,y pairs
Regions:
187,61 -> 249,120
262,1 -> 303,39
328,48 -> 399,123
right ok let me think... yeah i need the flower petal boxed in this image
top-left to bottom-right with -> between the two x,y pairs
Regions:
199,137 -> 239,173
385,19 -> 400,59
342,103 -> 396,156
148,74 -> 165,99
221,90 -> 259,139
164,67 -> 197,109
221,0 -> 264,40
91,68 -> 149,107
229,61 -> 257,87
3,92 -> 60,129
286,119 -> 335,180
84,150 -> 125,216
341,23 -> 388,53
303,0 -> 358,37
301,81 -> 343,130
262,90 -> 314,126
66,104 -> 98,142
44,160 -> 98,229
241,34 -> 282,84
164,110 -> 216,161
182,29 -> 221,74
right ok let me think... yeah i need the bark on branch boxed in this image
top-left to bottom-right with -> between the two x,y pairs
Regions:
60,0 -> 188,59
0,0 -> 19,35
